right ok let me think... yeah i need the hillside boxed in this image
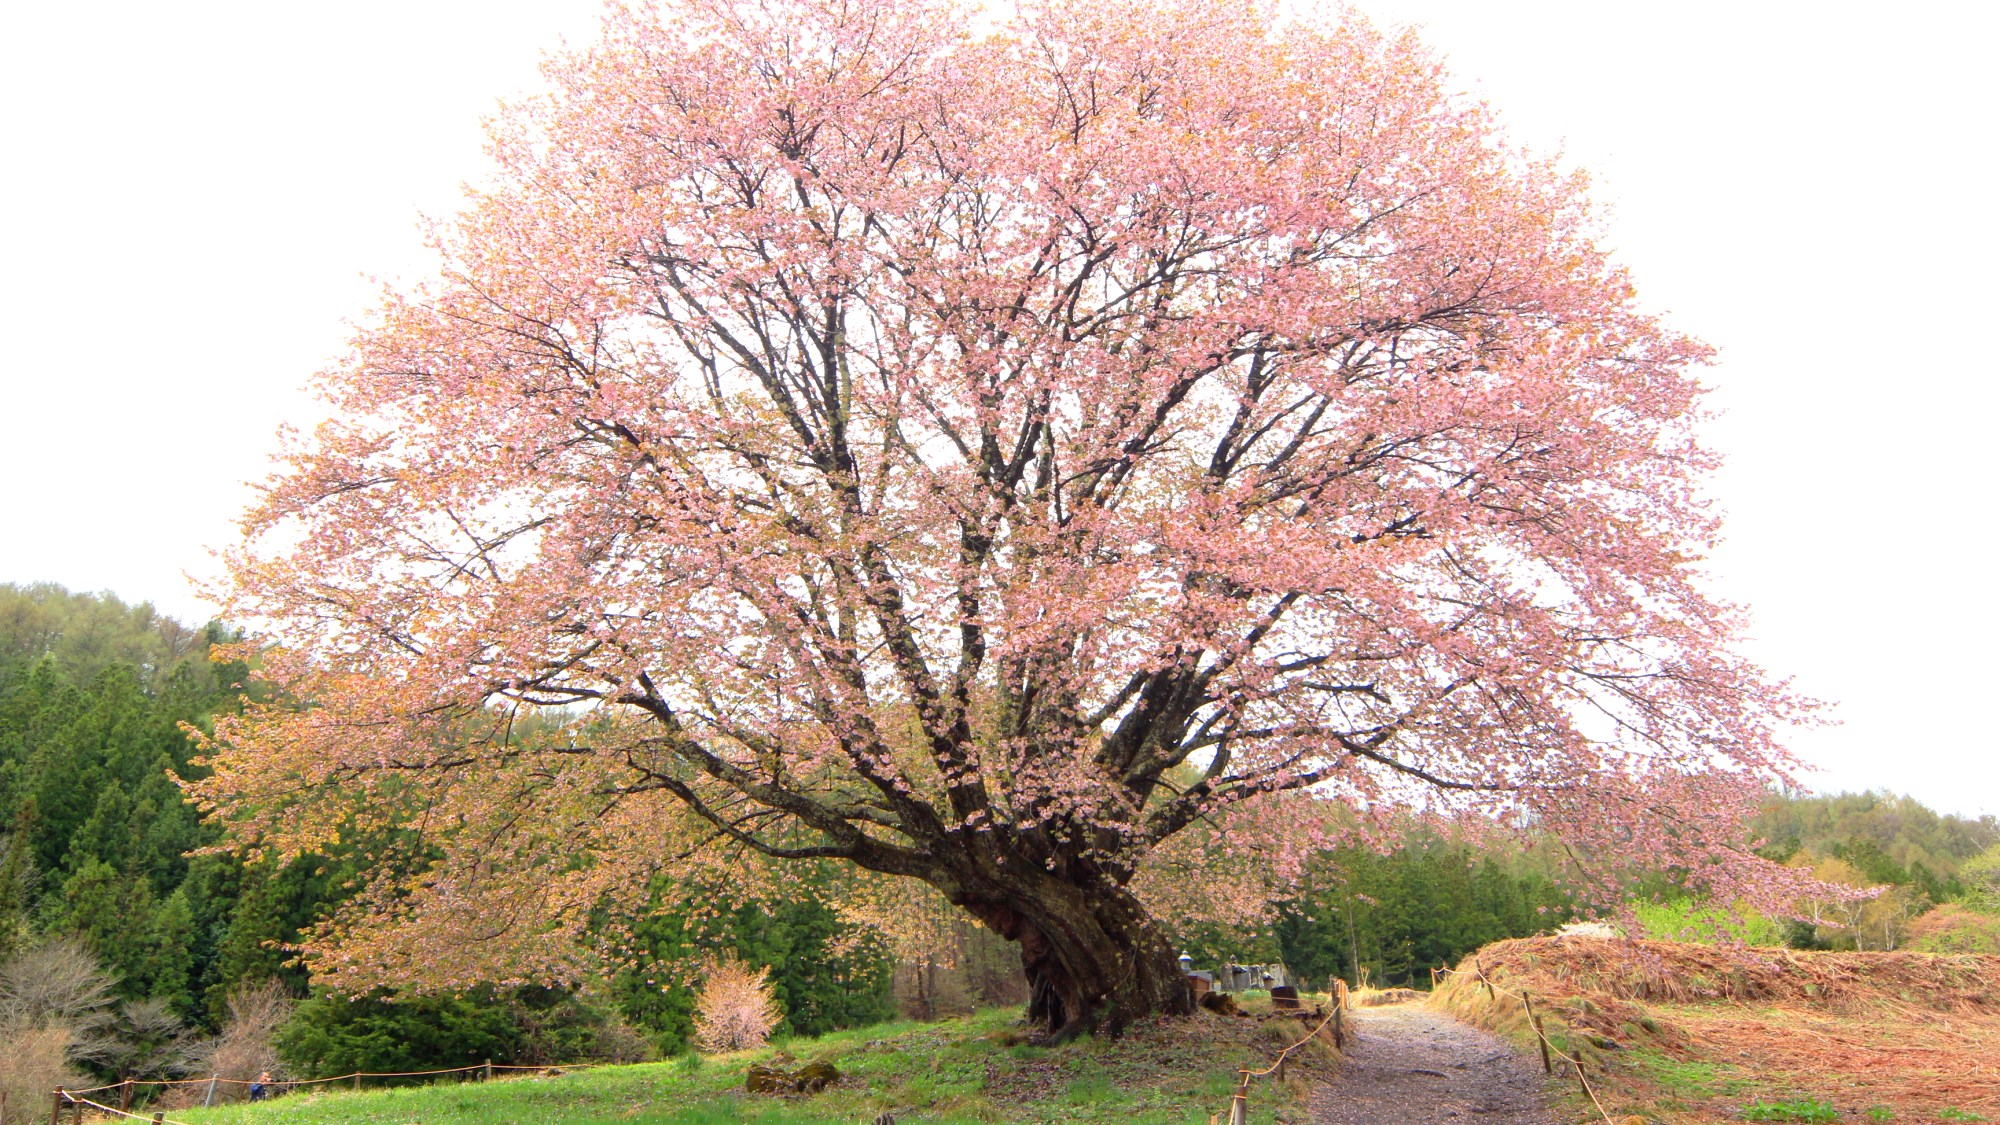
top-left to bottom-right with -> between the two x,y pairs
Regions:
1433,936 -> 2000,1124
160,1004 -> 1334,1125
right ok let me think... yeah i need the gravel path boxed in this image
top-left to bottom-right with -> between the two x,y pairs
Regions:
1310,1001 -> 1564,1125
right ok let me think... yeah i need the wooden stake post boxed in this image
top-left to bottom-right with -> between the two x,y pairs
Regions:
1332,978 -> 1348,1050
1522,990 -> 1553,1074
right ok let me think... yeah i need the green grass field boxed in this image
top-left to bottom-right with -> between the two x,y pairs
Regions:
171,1005 -> 1324,1125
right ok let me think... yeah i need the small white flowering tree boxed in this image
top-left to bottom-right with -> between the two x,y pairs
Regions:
692,954 -> 783,1054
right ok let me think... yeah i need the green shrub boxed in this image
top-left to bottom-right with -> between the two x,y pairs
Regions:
276,986 -> 645,1078
1634,898 -> 1786,947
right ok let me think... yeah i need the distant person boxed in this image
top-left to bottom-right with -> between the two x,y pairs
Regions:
249,1072 -> 272,1102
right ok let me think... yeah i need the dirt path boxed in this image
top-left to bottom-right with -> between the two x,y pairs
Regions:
1310,1001 -> 1565,1125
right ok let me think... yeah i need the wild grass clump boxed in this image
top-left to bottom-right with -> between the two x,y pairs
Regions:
1743,1098 -> 1841,1122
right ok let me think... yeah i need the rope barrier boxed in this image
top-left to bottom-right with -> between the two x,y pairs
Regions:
59,1059 -> 602,1095
52,1058 -> 608,1123
1436,962 -> 1618,1125
1220,982 -> 1347,1125
68,1093 -> 194,1125
1240,1000 -> 1342,1080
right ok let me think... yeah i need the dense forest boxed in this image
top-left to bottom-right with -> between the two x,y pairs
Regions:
0,584 -> 252,1014
2,584 -> 1996,1108
0,585 -> 897,1102
1749,789 -> 2000,952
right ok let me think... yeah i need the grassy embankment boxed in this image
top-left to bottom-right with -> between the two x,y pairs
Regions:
173,999 -> 1336,1125
1432,936 -> 2000,1124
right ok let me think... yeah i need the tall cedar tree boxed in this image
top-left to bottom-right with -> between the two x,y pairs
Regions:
198,0 -> 1811,1038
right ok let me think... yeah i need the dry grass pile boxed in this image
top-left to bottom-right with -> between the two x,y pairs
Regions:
1352,988 -> 1424,1008
1462,935 -> 1998,1012
1433,936 -> 2000,1124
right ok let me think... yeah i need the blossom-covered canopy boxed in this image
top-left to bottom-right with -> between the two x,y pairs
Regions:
195,0 -> 1809,1033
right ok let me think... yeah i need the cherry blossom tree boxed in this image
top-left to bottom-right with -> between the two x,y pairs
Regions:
195,0 -> 1811,1039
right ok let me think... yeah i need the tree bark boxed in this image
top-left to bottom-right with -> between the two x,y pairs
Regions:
954,873 -> 1192,1042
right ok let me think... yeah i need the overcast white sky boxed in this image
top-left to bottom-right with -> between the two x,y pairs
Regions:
2,2 -> 1993,818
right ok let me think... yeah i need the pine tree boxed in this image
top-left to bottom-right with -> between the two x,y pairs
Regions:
70,787 -> 135,876
0,824 -> 32,959
54,857 -> 158,994
149,889 -> 197,1019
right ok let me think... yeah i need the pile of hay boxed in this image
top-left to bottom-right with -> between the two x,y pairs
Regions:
1432,936 -> 2000,1122
1456,936 -> 2000,1014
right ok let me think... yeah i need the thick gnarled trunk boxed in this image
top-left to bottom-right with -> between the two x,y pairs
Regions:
957,875 -> 1193,1041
